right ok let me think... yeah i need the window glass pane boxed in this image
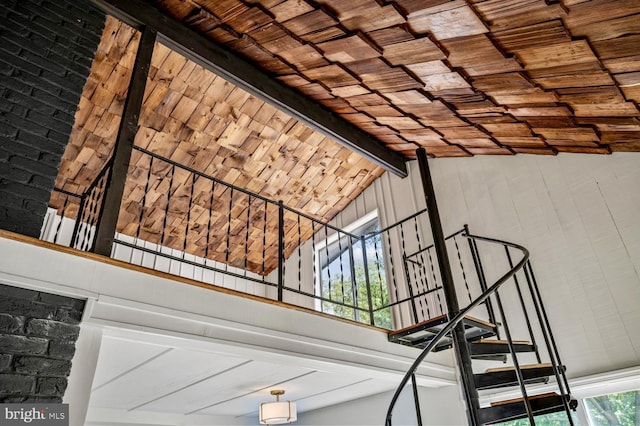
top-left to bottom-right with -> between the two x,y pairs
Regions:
317,215 -> 392,328
491,410 -> 580,425
584,389 -> 640,426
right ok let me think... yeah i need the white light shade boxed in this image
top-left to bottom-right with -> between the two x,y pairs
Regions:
259,401 -> 297,424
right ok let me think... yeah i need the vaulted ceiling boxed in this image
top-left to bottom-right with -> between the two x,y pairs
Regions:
149,0 -> 640,158
50,0 -> 640,268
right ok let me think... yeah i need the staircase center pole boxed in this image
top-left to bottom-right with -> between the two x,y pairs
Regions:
416,148 -> 479,425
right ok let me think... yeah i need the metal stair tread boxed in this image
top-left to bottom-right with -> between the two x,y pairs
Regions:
474,339 -> 531,345
485,362 -> 553,374
478,392 -> 577,425
490,392 -> 559,407
469,340 -> 536,359
387,314 -> 497,350
388,314 -> 496,338
474,363 -> 562,390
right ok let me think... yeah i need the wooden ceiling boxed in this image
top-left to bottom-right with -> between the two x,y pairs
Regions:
51,17 -> 385,271
148,0 -> 640,157
50,0 -> 640,272
53,16 -> 384,218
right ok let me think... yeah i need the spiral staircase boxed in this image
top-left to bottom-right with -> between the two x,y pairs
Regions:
385,149 -> 577,425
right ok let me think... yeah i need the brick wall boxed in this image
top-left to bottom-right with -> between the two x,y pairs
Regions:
0,0 -> 105,237
0,284 -> 85,402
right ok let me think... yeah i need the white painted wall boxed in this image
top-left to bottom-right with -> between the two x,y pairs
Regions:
335,152 -> 640,379
296,385 -> 467,426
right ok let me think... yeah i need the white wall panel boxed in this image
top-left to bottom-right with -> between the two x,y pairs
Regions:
333,152 -> 640,378
296,385 -> 466,426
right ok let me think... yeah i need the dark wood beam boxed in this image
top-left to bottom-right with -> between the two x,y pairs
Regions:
90,0 -> 408,177
93,26 -> 157,256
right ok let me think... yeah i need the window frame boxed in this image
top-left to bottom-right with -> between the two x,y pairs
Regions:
313,210 -> 383,319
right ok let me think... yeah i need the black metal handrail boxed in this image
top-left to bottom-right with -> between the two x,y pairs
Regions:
385,230 -> 575,425
46,148 -> 444,329
385,233 -> 532,426
385,233 -> 530,425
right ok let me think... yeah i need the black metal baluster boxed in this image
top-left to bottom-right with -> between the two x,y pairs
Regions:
464,224 -> 499,338
414,217 -> 432,319
53,196 -> 69,245
159,164 -> 175,250
505,246 -> 541,363
362,235 -> 375,325
297,214 -> 302,291
337,231 -> 346,304
205,179 -> 215,282
225,188 -> 234,272
136,156 -> 154,244
372,235 -> 385,299
408,257 -> 426,321
261,201 -> 267,281
277,201 -> 284,301
76,192 -> 91,251
182,173 -> 196,256
324,223 -> 331,307
70,194 -> 86,250
453,235 -> 473,305
205,180 -> 214,261
411,373 -> 423,426
82,187 -> 98,251
244,195 -> 251,277
385,229 -> 400,309
347,235 -> 358,321
524,261 -> 574,424
493,286 -> 536,425
180,172 -> 196,278
90,165 -> 113,254
426,247 -> 444,315
311,220 -> 317,296
399,222 -> 419,323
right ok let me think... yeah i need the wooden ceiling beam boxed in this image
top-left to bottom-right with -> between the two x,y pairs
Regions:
90,0 -> 408,177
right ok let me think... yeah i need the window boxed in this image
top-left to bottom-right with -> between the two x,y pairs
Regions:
491,411 -> 580,425
584,389 -> 640,426
315,211 -> 392,328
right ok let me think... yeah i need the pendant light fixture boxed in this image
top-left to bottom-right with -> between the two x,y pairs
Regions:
259,390 -> 297,425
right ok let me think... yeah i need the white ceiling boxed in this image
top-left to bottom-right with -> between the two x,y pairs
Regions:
86,334 -> 403,425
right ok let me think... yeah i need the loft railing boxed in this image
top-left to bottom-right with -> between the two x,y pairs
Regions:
45,147 -> 494,331
45,148 -> 507,346
385,232 -> 574,425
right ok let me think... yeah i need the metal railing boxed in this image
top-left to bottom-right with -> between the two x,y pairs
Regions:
49,158 -> 113,250
385,232 -> 574,425
48,148 -> 493,330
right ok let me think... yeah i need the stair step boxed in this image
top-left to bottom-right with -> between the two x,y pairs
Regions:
470,339 -> 536,358
486,362 -> 552,373
387,314 -> 496,350
478,392 -> 577,425
475,363 -> 559,390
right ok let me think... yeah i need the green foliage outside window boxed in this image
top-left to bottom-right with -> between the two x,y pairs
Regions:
584,389 -> 640,426
319,229 -> 393,329
491,410 -> 579,426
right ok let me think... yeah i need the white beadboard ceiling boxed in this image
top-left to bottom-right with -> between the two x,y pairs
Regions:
86,333 -> 402,425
